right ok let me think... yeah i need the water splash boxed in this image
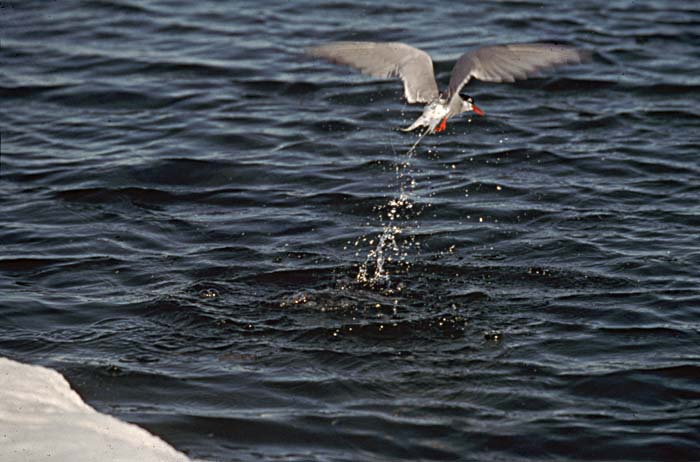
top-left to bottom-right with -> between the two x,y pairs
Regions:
355,129 -> 430,288
355,193 -> 415,287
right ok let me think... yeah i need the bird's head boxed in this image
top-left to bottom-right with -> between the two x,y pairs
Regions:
461,95 -> 485,116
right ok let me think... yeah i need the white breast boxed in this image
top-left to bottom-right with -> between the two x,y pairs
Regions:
401,100 -> 450,133
423,101 -> 449,120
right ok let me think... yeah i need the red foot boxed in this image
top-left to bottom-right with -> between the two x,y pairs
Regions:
434,117 -> 447,133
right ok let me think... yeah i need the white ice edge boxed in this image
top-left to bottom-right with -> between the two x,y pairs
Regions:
0,356 -> 192,462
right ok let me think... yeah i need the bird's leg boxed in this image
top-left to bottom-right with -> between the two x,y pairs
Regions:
434,117 -> 447,133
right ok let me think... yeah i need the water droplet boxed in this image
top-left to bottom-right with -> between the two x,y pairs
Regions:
484,331 -> 503,341
199,288 -> 219,299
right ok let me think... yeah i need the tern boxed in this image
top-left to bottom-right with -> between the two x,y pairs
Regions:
307,41 -> 590,134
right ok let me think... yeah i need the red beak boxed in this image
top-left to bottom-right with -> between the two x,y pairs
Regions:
472,103 -> 485,116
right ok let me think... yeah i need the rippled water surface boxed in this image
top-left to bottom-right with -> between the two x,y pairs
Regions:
2,1 -> 699,460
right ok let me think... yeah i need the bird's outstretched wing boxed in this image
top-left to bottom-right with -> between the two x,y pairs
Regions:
447,43 -> 590,97
307,41 -> 440,104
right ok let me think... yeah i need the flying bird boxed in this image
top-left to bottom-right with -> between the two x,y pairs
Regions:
307,41 -> 590,134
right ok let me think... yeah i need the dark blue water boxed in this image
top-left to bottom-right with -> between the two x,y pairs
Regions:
2,1 -> 699,460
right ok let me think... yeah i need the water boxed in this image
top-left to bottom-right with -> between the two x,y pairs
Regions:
2,1 -> 699,460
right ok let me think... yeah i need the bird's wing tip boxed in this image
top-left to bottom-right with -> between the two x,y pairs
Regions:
304,45 -> 321,57
577,49 -> 593,63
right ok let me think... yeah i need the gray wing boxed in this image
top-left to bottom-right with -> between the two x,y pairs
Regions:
307,41 -> 440,104
447,43 -> 590,97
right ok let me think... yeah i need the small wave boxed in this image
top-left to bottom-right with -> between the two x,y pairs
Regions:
0,84 -> 72,99
528,77 -> 617,92
47,87 -> 184,110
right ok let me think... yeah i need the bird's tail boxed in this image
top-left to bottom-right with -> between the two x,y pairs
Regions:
399,122 -> 422,133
